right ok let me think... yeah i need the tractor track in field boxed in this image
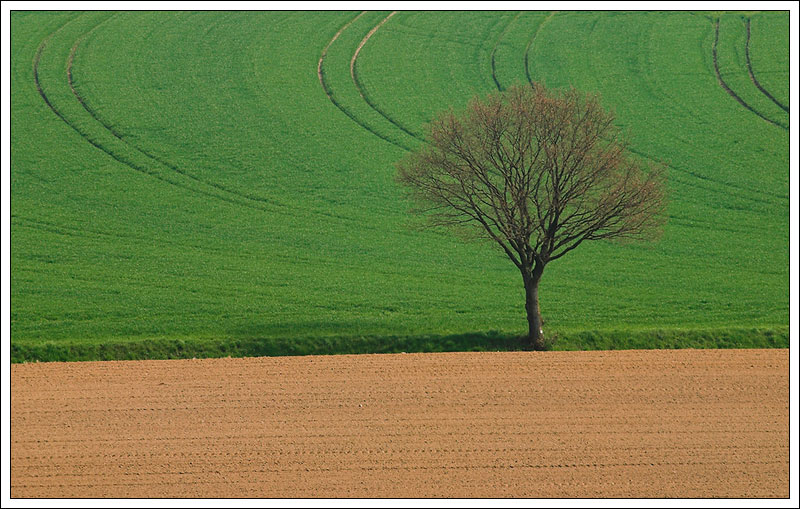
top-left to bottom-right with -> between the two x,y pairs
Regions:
517,13 -> 786,207
744,18 -> 789,113
11,349 -> 788,498
34,12 -> 788,228
520,25 -> 785,209
524,12 -> 556,86
318,12 -> 411,151
324,12 -> 785,209
522,16 -> 785,206
10,215 -> 258,257
65,16 -> 291,214
325,7 -> 785,215
490,12 -> 521,91
624,21 -> 789,205
350,12 -> 425,144
623,145 -> 785,206
712,19 -> 787,130
33,18 -> 282,217
35,14 -> 366,228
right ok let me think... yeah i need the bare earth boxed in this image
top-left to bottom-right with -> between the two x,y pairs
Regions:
11,349 -> 788,498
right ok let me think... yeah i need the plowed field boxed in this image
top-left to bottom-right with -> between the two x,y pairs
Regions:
11,349 -> 788,498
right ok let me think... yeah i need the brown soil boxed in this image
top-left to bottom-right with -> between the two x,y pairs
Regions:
11,349 -> 788,498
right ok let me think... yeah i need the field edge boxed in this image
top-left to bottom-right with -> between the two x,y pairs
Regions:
10,326 -> 789,363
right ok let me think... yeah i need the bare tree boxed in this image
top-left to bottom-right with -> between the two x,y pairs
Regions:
396,83 -> 666,350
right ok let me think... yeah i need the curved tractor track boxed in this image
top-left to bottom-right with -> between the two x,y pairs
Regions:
34,14 -> 313,220
490,12 -> 522,92
38,13 -> 790,225
11,349 -> 788,498
321,12 -> 787,208
317,12 -> 412,151
63,15 -> 291,214
35,20 -> 250,211
520,15 -> 785,207
524,12 -> 556,86
521,13 -> 788,206
350,12 -> 424,143
711,19 -> 787,130
744,18 -> 789,114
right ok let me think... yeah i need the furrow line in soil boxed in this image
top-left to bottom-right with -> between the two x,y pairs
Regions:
11,428 -> 786,445
13,443 -> 787,463
11,351 -> 788,497
12,459 -> 787,482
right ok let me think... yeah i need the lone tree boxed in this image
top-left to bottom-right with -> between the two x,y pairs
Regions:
396,83 -> 666,350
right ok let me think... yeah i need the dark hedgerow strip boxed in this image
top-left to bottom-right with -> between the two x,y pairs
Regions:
11,327 -> 789,363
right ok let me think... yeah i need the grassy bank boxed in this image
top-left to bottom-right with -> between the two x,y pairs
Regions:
11,327 -> 789,363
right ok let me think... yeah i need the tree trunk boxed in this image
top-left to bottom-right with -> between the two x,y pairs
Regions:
523,265 -> 545,350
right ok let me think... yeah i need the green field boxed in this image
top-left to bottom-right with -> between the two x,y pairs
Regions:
10,11 -> 789,362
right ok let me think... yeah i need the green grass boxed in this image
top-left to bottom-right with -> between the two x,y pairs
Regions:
714,13 -> 788,128
10,11 -> 789,362
748,11 -> 790,109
